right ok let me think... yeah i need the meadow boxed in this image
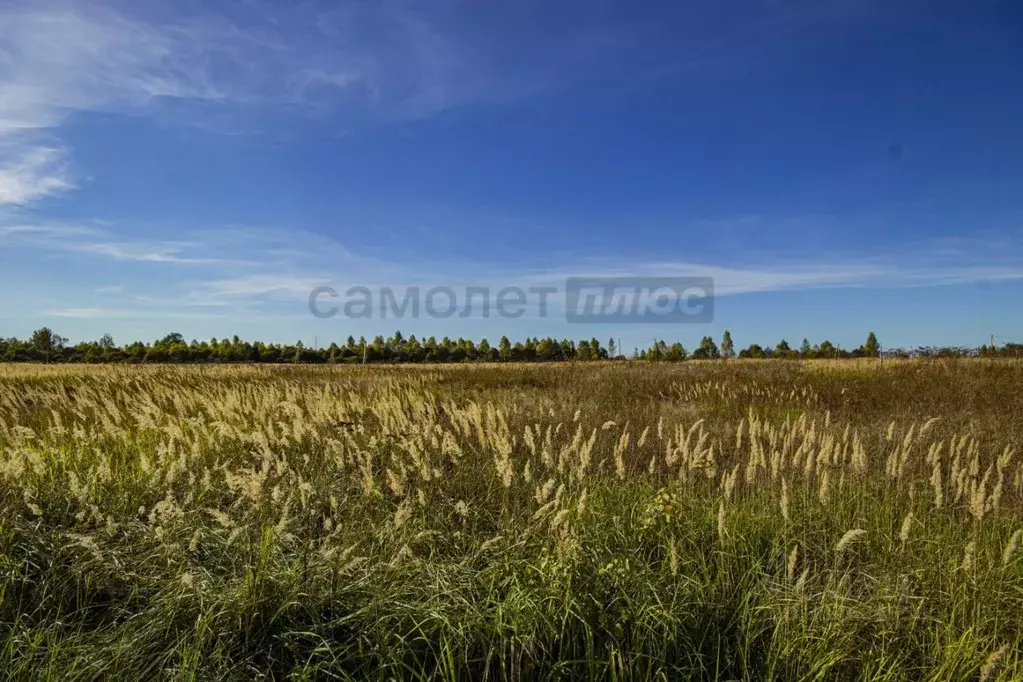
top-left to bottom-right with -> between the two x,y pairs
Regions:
0,359 -> 1021,680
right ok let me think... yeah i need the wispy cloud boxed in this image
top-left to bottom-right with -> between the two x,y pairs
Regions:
184,274 -> 328,304
0,145 -> 74,204
0,4 -> 334,203
70,241 -> 233,265
0,221 -> 239,264
0,222 -> 103,238
45,307 -> 122,318
0,4 -> 223,204
0,0 -> 538,206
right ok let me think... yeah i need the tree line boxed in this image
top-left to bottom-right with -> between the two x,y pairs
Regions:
1,328 -> 1020,364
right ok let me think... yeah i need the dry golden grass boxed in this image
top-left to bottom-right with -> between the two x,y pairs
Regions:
0,360 -> 1021,679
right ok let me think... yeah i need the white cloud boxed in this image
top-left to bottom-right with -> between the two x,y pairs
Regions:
46,307 -> 121,318
0,0 -> 500,206
185,274 -> 328,303
0,222 -> 102,238
0,145 -> 74,204
0,4 -> 226,205
71,241 -> 229,264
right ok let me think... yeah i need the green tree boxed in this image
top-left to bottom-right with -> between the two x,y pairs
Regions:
692,336 -> 720,359
159,332 -> 184,347
720,330 -> 734,359
477,338 -> 491,361
863,332 -> 881,358
30,327 -> 67,362
666,342 -> 687,361
498,336 -> 513,361
30,327 -> 65,352
740,343 -> 766,359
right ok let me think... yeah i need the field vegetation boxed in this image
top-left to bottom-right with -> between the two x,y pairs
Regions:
1,359 -> 1021,679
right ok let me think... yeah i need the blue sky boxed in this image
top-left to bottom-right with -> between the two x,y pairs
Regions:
1,0 -> 1022,352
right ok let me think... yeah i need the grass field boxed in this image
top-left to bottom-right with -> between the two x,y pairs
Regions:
1,360 -> 1021,680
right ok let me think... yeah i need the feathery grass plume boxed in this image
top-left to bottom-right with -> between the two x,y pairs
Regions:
795,567 -> 810,591
970,465 -> 993,522
835,529 -> 866,553
723,464 -> 739,502
614,429 -> 630,480
931,458 -> 944,509
961,540 -> 976,572
851,433 -> 868,473
988,446 -> 1015,514
780,477 -> 790,523
393,501 -> 413,529
920,417 -> 940,437
787,545 -> 799,582
717,501 -> 727,541
980,644 -> 1010,682
1002,529 -> 1021,567
899,512 -> 914,544
478,534 -> 503,553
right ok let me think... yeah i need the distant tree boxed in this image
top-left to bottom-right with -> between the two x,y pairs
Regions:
666,342 -> 687,362
30,327 -> 68,362
692,336 -> 720,359
159,332 -> 184,347
739,343 -> 767,359
30,327 -> 66,352
863,332 -> 881,358
477,338 -> 492,361
98,333 -> 115,349
775,339 -> 792,358
498,336 -> 512,361
800,338 -> 811,358
405,336 -> 424,362
720,330 -> 735,359
607,337 -> 616,359
536,338 -> 555,361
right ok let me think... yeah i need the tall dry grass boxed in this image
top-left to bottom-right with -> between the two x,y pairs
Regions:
0,360 -> 1021,679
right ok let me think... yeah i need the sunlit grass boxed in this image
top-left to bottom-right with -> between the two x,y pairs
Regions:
0,361 -> 1021,679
